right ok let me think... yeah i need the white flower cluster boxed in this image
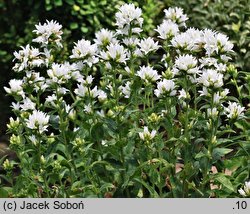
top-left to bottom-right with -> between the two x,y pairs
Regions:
94,29 -> 116,47
164,7 -> 188,27
100,43 -> 128,64
26,110 -> 50,133
138,38 -> 160,55
224,102 -> 245,120
4,79 -> 24,98
170,28 -> 233,56
154,79 -> 176,97
136,66 -> 160,83
238,181 -> 250,197
154,7 -> 241,120
75,82 -> 107,102
119,82 -> 131,98
70,39 -> 98,66
33,20 -> 63,48
173,54 -> 198,75
47,62 -> 74,84
115,3 -> 143,35
20,97 -> 36,111
198,69 -> 224,88
6,3 -> 245,148
155,20 -> 179,40
139,126 -> 156,141
12,45 -> 45,72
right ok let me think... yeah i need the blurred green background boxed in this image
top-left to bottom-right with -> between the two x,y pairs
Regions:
0,0 -> 249,139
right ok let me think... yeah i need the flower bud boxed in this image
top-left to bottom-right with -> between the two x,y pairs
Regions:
148,113 -> 160,123
75,138 -> 85,147
10,134 -> 22,146
68,109 -> 76,121
227,64 -> 237,78
7,117 -> 20,131
20,111 -> 29,119
40,155 -> 46,165
114,105 -> 125,113
107,109 -> 115,117
207,108 -> 219,118
3,159 -> 13,171
206,121 -> 212,129
162,68 -> 173,79
211,136 -> 217,144
53,161 -> 61,171
47,133 -> 55,144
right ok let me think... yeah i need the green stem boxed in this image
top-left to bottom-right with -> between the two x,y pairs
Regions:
111,68 -> 119,106
194,74 -> 197,112
183,76 -> 190,144
202,92 -> 219,192
183,76 -> 190,197
233,77 -> 242,104
151,91 -> 154,108
56,86 -> 76,184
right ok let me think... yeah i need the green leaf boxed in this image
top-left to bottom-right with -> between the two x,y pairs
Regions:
45,4 -> 52,10
195,151 -> 207,159
49,115 -> 59,129
224,157 -> 243,170
70,22 -> 79,30
232,21 -> 241,33
123,140 -> 135,156
133,178 -> 159,197
73,4 -> 80,11
47,153 -> 66,163
212,148 -> 233,160
80,26 -> 89,33
0,155 -> 7,165
235,121 -> 248,131
235,171 -> 249,184
217,129 -> 236,138
0,187 -> 12,198
0,174 -> 11,184
100,183 -> 115,192
149,168 -> 161,185
91,123 -> 104,141
54,143 -> 67,156
54,0 -> 63,6
65,0 -> 75,5
72,180 -> 81,188
0,50 -> 7,56
89,160 -> 114,171
215,174 -> 235,192
122,162 -> 137,189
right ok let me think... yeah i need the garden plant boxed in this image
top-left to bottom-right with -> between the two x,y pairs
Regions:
1,3 -> 250,198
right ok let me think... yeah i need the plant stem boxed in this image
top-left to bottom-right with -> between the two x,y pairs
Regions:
233,77 -> 242,104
